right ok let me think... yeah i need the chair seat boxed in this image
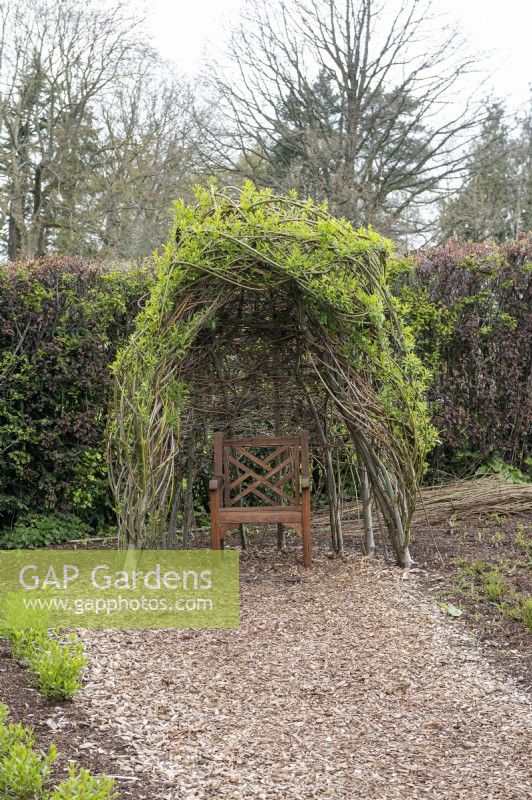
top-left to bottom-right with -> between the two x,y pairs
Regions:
219,506 -> 303,524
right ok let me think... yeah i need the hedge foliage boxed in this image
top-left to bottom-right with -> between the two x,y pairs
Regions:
0,258 -> 152,532
394,236 -> 531,474
0,237 -> 530,533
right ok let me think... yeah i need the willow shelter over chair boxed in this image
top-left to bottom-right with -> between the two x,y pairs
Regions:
110,185 -> 434,567
209,431 -> 312,566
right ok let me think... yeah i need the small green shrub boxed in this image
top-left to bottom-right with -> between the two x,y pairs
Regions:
0,513 -> 88,550
481,570 -> 507,602
48,764 -> 117,800
28,635 -> 87,702
7,628 -> 48,663
0,741 -> 57,799
522,598 -> 532,632
0,704 -> 57,799
0,703 -> 117,799
0,705 -> 35,754
1,624 -> 87,701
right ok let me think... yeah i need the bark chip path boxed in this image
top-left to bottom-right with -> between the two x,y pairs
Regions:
80,556 -> 531,799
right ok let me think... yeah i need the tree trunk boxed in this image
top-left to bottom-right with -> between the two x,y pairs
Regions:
166,464 -> 183,549
305,387 -> 343,553
239,523 -> 249,551
7,216 -> 20,261
274,374 -> 286,551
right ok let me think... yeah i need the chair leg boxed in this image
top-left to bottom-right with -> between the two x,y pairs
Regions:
302,488 -> 312,567
210,482 -> 220,551
210,523 -> 219,550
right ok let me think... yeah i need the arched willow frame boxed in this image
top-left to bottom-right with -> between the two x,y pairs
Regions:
109,184 -> 435,567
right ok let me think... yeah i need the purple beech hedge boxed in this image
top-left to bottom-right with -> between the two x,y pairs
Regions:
0,257 -> 152,529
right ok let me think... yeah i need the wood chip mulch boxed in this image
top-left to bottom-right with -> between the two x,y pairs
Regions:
76,552 -> 531,799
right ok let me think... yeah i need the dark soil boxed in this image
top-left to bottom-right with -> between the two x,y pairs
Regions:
409,512 -> 532,690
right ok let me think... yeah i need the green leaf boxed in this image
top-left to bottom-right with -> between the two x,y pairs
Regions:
439,602 -> 463,618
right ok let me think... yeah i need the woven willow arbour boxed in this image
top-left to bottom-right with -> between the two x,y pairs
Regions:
109,184 -> 435,567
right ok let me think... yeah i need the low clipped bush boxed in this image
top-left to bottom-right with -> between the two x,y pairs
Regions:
27,634 -> 87,701
0,704 -> 57,799
48,764 -> 117,800
0,704 -> 117,799
2,626 -> 87,702
7,627 -> 48,663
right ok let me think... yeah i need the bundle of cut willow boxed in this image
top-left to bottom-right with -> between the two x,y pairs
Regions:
314,475 -> 532,531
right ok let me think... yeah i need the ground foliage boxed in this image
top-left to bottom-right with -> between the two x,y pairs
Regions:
110,183 -> 435,562
0,257 -> 152,534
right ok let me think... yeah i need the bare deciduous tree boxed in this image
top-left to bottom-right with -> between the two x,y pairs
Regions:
0,0 -> 145,258
83,72 -> 200,258
0,0 -> 202,260
201,0 -> 486,240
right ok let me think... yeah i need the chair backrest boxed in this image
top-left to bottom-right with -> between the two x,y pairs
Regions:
214,431 -> 309,509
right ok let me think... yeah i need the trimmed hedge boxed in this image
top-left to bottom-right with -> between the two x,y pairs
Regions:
395,236 -> 531,474
0,258 -> 152,531
0,703 -> 117,799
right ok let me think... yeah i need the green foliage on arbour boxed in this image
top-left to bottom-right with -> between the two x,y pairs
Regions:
0,257 -> 153,535
111,183 -> 436,555
130,181 -> 435,436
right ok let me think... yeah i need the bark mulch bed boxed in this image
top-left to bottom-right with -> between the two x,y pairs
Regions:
404,480 -> 532,691
1,477 -> 530,798
314,476 -> 532,690
411,512 -> 531,688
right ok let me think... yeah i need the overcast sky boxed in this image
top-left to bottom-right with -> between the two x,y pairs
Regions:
139,0 -> 530,111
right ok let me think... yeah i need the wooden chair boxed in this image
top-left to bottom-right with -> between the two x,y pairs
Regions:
209,431 -> 312,566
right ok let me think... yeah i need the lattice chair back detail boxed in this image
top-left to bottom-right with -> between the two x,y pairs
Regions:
209,431 -> 312,566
